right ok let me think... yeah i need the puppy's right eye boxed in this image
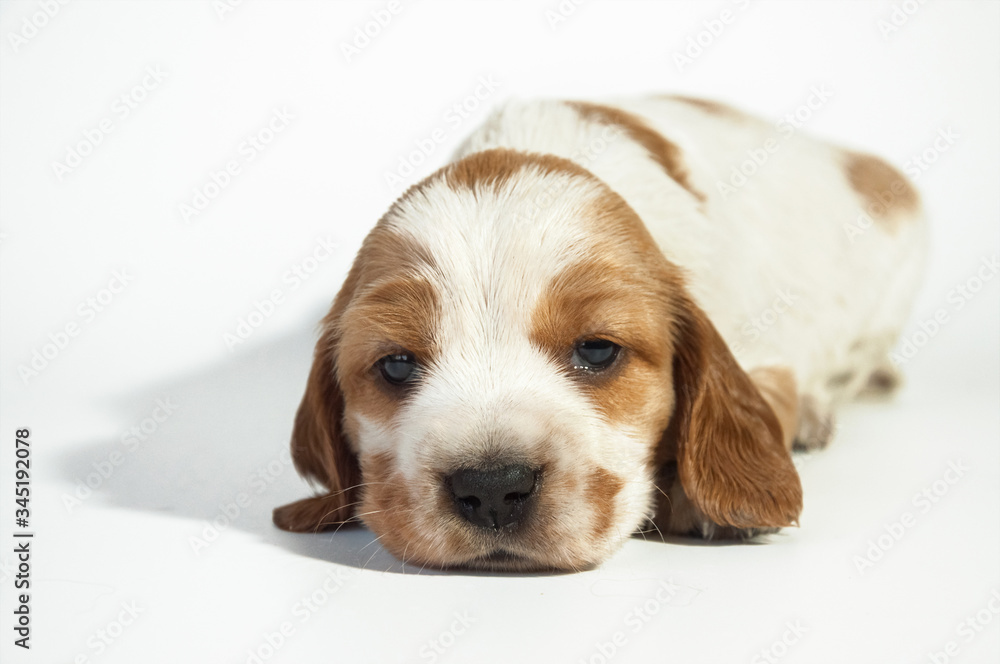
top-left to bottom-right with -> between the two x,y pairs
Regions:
572,339 -> 621,371
377,353 -> 419,385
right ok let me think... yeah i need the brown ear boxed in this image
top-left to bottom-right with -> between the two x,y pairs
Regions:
273,331 -> 361,533
662,297 -> 802,533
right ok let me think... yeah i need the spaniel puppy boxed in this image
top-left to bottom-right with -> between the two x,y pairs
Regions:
273,96 -> 926,571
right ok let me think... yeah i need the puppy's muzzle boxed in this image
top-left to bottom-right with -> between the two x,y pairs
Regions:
446,464 -> 540,530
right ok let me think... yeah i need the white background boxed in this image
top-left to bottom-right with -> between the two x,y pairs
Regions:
1,1 -> 998,663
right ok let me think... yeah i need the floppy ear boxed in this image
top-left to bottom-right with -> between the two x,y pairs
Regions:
659,296 -> 802,535
272,329 -> 362,533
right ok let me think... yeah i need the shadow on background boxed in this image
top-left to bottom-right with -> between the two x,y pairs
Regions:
57,313 -> 431,574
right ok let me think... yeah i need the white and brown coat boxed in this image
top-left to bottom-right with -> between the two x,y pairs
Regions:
274,96 -> 926,571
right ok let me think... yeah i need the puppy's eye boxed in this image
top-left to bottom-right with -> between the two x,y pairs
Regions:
572,339 -> 621,371
377,353 -> 419,385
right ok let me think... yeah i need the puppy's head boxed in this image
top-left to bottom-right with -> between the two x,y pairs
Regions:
274,149 -> 801,571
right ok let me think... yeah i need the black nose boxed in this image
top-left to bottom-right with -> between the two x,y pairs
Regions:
447,465 -> 539,530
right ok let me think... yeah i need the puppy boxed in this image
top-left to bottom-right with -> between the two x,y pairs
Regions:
273,96 -> 926,571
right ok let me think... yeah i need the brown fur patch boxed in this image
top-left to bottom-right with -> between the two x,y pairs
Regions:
531,256 -> 675,430
358,451 -> 442,566
337,276 -> 439,433
566,101 -> 706,201
442,147 -> 597,195
358,453 -> 415,542
843,150 -> 920,230
528,190 -> 680,433
586,467 -> 624,541
668,95 -> 748,121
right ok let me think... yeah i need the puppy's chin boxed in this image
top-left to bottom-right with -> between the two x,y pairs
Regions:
457,549 -> 586,573
387,542 -> 602,573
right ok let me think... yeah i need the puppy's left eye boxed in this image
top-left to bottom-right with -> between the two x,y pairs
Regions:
572,339 -> 621,371
377,353 -> 419,385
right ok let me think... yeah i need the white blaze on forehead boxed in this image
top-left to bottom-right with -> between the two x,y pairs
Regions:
378,166 -> 617,474
386,166 -> 605,327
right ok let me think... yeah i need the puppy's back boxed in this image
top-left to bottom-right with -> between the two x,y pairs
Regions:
456,95 -> 927,414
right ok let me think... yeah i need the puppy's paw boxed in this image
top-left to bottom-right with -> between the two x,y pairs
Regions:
653,468 -> 786,540
794,395 -> 835,451
858,362 -> 903,397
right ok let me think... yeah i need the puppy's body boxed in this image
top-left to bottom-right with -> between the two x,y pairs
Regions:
275,96 -> 925,570
458,97 -> 926,424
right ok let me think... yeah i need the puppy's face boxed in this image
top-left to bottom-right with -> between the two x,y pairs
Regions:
274,150 -> 801,571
